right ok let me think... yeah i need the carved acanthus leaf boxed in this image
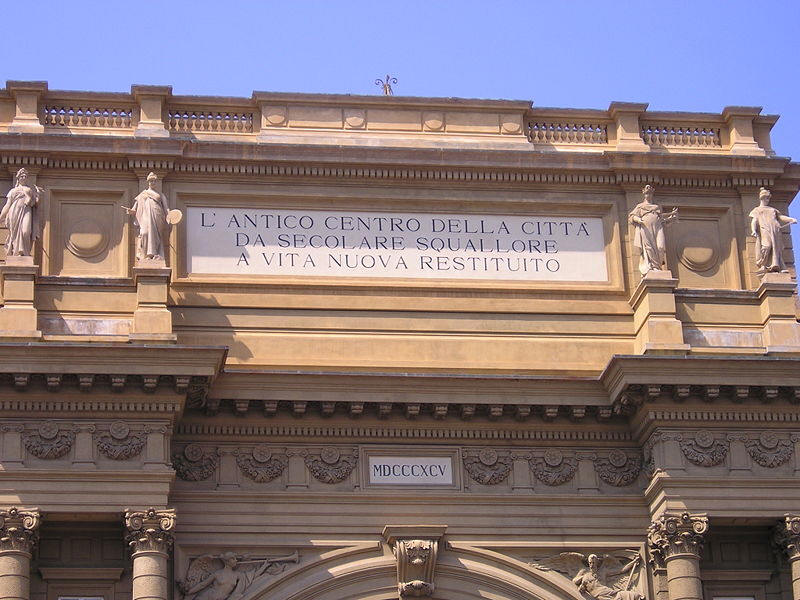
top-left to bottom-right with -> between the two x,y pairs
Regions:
680,431 -> 728,467
0,507 -> 40,553
775,515 -> 800,562
236,446 -> 288,483
173,444 -> 218,481
23,422 -> 75,459
594,450 -> 642,486
463,449 -> 512,485
744,432 -> 793,468
96,421 -> 146,460
647,512 -> 708,565
305,447 -> 357,483
529,449 -> 577,486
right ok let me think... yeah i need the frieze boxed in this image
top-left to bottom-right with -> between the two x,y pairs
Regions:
96,421 -> 146,460
236,446 -> 288,483
680,431 -> 728,467
173,444 -> 219,481
23,421 -> 75,459
462,449 -> 512,485
529,449 -> 578,486
744,432 -> 793,468
304,447 -> 358,483
593,450 -> 642,487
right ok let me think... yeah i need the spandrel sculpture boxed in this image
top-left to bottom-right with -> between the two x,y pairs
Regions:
530,551 -> 645,600
178,550 -> 299,600
1,168 -> 43,257
749,187 -> 797,273
124,172 -> 181,261
628,185 -> 678,276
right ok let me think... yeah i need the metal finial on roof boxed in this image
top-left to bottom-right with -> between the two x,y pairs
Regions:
375,75 -> 397,96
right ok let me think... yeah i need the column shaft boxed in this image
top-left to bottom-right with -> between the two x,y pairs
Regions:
790,557 -> 800,600
132,550 -> 169,600
665,554 -> 703,600
0,550 -> 31,600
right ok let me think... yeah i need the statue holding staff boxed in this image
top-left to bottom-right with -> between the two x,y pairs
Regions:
123,172 -> 181,261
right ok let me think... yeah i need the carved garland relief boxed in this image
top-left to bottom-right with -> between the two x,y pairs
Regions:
96,421 -> 146,460
463,448 -> 512,484
304,447 -> 357,483
236,445 -> 288,482
23,421 -> 75,459
529,449 -> 578,486
174,444 -> 219,481
744,432 -> 793,468
679,430 -> 728,467
593,450 -> 642,487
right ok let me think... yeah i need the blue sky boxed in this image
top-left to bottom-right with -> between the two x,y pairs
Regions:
4,0 -> 800,247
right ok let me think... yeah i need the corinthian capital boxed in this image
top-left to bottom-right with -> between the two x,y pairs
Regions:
775,514 -> 800,562
647,512 -> 708,565
124,507 -> 176,555
0,507 -> 41,554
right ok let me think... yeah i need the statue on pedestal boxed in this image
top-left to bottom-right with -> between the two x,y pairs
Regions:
628,185 -> 678,276
749,187 -> 796,273
124,172 -> 181,262
1,168 -> 43,257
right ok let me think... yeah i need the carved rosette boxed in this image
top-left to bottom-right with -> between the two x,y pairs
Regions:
529,449 -> 577,486
745,432 -> 793,468
23,421 -> 75,459
236,446 -> 288,482
648,512 -> 708,566
96,421 -> 146,460
594,450 -> 642,486
173,444 -> 218,481
305,447 -> 357,483
463,449 -> 512,485
774,515 -> 800,562
124,507 -> 176,555
0,507 -> 41,554
383,526 -> 446,598
680,430 -> 728,467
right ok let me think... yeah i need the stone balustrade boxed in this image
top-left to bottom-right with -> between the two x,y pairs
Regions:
0,80 -> 775,156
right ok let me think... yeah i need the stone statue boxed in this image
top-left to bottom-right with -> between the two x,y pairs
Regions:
749,187 -> 796,273
124,172 -> 180,261
628,185 -> 678,276
178,550 -> 299,600
1,168 -> 43,257
530,551 -> 644,600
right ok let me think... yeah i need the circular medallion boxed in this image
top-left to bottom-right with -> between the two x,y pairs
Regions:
184,444 -> 204,462
424,112 -> 444,132
252,445 -> 272,463
608,449 -> 628,468
109,421 -> 130,440
479,449 -> 498,466
695,430 -> 714,449
759,431 -> 779,449
320,447 -> 340,464
39,421 -> 59,440
344,110 -> 366,129
677,232 -> 718,272
65,218 -> 108,258
265,107 -> 287,126
544,449 -> 563,467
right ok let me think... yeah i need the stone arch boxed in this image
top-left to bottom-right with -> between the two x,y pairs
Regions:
243,543 -> 584,600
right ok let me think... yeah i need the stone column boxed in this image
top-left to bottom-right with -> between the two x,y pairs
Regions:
647,512 -> 708,600
0,507 -> 40,600
124,508 -> 176,600
775,514 -> 800,600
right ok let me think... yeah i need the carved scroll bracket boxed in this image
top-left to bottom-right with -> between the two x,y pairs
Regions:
382,525 -> 446,598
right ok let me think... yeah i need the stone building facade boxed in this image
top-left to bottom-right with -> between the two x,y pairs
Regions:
0,81 -> 799,600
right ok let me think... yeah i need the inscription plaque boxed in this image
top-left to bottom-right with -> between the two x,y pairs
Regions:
186,207 -> 608,281
368,456 -> 454,485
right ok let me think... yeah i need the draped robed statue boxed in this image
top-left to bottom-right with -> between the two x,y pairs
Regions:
749,187 -> 796,274
1,168 -> 43,257
628,184 -> 678,276
124,172 -> 181,261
